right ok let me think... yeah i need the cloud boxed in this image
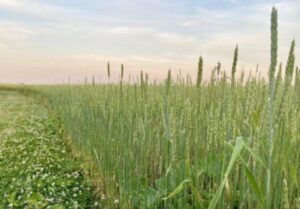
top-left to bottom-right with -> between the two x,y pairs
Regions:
0,0 -> 299,83
0,0 -> 81,20
0,20 -> 35,40
0,52 -> 195,84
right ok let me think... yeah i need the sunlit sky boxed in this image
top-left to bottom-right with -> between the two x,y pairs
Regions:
0,0 -> 299,84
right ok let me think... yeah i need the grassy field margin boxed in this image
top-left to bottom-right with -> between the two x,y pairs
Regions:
0,88 -> 100,208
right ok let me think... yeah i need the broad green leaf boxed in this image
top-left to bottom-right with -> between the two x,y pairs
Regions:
162,179 -> 190,201
208,137 -> 244,209
244,165 -> 265,208
225,137 -> 244,176
240,156 -> 265,208
146,187 -> 159,208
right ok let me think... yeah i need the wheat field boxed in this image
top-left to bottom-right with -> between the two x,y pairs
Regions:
10,7 -> 299,209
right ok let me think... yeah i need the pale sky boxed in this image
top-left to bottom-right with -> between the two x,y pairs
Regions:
0,0 -> 299,84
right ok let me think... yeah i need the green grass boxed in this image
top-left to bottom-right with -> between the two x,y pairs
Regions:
0,91 -> 98,208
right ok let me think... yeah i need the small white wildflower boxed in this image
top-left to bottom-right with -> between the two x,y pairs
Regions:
101,194 -> 106,200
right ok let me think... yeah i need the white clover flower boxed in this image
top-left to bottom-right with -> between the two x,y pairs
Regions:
46,198 -> 54,203
101,194 -> 106,200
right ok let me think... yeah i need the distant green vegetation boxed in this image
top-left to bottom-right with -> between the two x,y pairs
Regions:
3,7 -> 300,209
0,91 -> 98,208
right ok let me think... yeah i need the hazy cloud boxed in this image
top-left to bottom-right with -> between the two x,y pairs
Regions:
0,0 -> 299,83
